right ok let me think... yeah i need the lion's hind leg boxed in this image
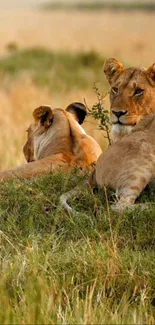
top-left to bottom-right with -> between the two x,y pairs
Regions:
112,170 -> 153,212
112,195 -> 151,212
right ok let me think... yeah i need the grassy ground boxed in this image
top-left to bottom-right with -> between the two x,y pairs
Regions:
0,169 -> 155,323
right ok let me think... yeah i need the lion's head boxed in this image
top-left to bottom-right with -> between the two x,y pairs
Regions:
104,58 -> 155,142
23,102 -> 89,163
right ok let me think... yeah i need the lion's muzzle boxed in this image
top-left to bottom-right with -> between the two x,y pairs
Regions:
111,109 -> 128,125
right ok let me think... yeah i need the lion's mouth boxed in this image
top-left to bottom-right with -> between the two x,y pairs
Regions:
112,121 -> 137,126
111,115 -> 137,126
111,112 -> 140,127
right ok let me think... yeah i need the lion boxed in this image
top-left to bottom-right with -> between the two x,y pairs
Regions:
104,58 -> 155,142
60,59 -> 155,213
0,102 -> 102,181
60,114 -> 155,212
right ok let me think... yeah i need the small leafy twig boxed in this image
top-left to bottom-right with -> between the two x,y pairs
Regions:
86,84 -> 111,146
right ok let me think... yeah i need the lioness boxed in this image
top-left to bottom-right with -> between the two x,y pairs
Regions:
60,60 -> 155,212
0,102 -> 102,181
104,58 -> 155,142
61,114 -> 155,212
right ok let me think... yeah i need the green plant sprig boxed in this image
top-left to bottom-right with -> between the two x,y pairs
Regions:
87,84 -> 111,146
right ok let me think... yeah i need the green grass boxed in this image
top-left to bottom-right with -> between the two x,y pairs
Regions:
0,48 -> 106,92
43,1 -> 155,12
0,169 -> 155,323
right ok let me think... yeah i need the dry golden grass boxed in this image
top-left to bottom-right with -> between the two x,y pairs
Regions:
0,78 -> 50,169
0,9 -> 155,65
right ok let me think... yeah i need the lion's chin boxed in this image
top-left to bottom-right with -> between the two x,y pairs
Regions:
111,123 -> 135,143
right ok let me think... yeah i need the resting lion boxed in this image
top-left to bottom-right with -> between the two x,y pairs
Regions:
104,58 -> 155,142
60,114 -> 155,212
60,59 -> 155,212
92,114 -> 155,210
0,102 -> 102,181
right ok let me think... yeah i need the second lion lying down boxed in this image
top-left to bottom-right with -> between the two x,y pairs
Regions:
0,102 -> 102,181
61,114 -> 155,212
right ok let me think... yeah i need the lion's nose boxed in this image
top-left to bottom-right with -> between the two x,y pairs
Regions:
112,110 -> 127,118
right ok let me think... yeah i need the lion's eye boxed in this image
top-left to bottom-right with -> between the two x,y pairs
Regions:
111,87 -> 118,94
134,88 -> 144,96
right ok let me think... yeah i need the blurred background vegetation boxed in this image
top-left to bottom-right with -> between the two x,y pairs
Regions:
43,1 -> 155,11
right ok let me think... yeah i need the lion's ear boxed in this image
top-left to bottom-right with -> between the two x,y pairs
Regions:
145,63 -> 155,86
66,102 -> 87,124
33,105 -> 54,128
104,58 -> 124,85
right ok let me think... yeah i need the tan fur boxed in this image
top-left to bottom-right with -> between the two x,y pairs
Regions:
60,114 -> 155,213
94,114 -> 155,210
104,58 -> 155,142
0,103 -> 102,181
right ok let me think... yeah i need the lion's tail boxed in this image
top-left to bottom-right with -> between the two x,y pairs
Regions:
60,186 -> 80,215
60,170 -> 97,215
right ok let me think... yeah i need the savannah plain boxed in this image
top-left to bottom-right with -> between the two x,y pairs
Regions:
1,3 -> 155,168
0,1 -> 155,324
